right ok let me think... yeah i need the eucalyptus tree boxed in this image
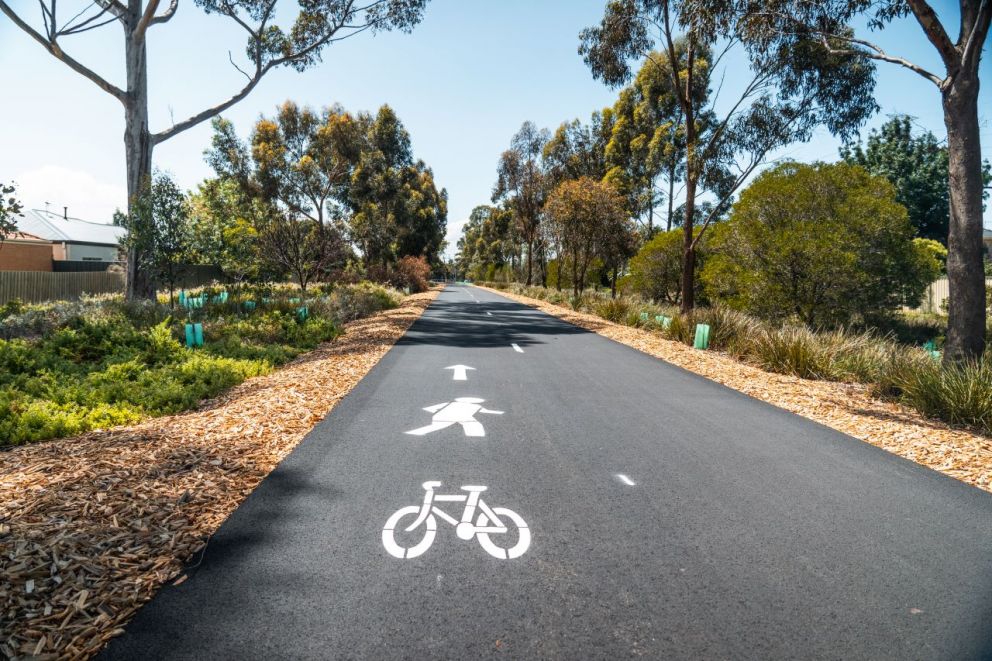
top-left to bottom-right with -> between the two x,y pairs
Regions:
580,0 -> 877,313
0,0 -> 429,300
747,1 -> 991,361
456,204 -> 516,280
543,111 -> 615,187
604,48 -> 691,235
493,122 -> 551,286
206,102 -> 363,254
349,106 -> 447,268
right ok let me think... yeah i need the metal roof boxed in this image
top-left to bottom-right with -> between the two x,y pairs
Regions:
14,209 -> 126,246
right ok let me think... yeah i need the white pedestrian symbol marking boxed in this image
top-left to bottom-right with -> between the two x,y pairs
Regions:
405,397 -> 503,437
382,481 -> 530,559
445,364 -> 475,381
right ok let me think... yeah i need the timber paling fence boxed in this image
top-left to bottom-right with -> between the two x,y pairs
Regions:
0,265 -> 225,304
915,277 -> 992,314
0,271 -> 125,304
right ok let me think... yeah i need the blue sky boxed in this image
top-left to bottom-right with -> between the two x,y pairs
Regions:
1,0 -> 989,258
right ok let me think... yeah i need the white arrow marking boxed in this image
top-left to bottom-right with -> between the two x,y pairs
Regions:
445,365 -> 475,381
512,343 -> 524,353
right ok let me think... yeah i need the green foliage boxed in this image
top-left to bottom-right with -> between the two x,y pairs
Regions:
117,172 -> 193,301
627,228 -> 704,305
485,282 -> 992,436
0,281 -> 402,446
545,177 -> 633,295
840,115 -> 992,243
595,297 -> 631,323
456,205 -> 517,281
890,355 -> 992,433
703,162 -> 936,327
0,180 -> 23,241
187,177 -> 266,284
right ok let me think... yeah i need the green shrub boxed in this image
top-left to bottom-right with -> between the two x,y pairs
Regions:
595,297 -> 630,323
0,279 -> 405,446
891,355 -> 992,435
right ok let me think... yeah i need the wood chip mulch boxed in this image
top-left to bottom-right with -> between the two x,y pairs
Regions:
481,286 -> 992,495
0,288 -> 440,660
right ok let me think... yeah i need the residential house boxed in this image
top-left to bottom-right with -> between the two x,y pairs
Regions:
1,209 -> 126,271
0,231 -> 55,271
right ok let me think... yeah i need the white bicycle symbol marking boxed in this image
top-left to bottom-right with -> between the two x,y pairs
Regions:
382,481 -> 531,560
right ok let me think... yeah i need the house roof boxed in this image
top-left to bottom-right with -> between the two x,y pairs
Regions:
3,231 -> 48,243
14,209 -> 126,246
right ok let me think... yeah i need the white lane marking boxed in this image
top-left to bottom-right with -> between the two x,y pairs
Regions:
511,343 -> 524,353
615,474 -> 636,486
444,364 -> 475,381
486,311 -> 493,316
405,397 -> 504,437
382,481 -> 530,560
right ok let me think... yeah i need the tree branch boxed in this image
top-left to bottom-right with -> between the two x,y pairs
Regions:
153,1 -> 379,145
905,0 -> 960,71
93,0 -> 127,22
149,0 -> 178,26
132,0 -> 161,43
0,0 -> 127,104
819,34 -> 943,86
960,0 -> 992,73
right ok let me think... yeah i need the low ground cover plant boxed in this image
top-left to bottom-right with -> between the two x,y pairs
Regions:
0,282 -> 402,446
481,282 -> 992,437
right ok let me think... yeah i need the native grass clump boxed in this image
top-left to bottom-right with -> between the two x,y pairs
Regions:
479,281 -> 992,437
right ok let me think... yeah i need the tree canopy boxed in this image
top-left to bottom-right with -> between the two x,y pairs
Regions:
702,162 -> 941,327
841,115 -> 991,244
207,102 -> 447,271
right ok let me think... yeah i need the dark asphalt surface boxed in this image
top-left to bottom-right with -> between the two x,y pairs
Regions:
102,284 -> 992,659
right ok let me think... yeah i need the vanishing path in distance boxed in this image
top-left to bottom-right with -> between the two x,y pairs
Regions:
103,284 -> 992,659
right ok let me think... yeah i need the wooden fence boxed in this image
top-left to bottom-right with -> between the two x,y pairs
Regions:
914,277 -> 992,314
0,265 -> 227,305
0,271 -> 125,304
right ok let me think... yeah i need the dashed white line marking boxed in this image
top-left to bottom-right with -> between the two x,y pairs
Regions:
511,343 -> 524,353
615,474 -> 636,486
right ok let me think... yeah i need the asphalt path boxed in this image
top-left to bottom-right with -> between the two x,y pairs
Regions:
102,284 -> 992,659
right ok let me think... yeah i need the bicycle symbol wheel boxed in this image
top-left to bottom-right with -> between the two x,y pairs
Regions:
381,506 -> 436,559
476,507 -> 530,559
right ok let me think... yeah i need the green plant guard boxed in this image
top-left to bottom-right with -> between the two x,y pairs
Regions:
694,323 -> 711,350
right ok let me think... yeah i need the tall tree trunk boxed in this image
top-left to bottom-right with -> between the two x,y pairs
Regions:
666,164 -> 676,232
124,13 -> 155,301
942,72 -> 986,363
680,175 -> 697,314
525,239 -> 534,285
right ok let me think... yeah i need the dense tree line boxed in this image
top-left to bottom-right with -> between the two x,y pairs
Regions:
460,0 -> 991,363
119,102 -> 446,294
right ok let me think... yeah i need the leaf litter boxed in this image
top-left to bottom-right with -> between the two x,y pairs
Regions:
0,288 -> 440,660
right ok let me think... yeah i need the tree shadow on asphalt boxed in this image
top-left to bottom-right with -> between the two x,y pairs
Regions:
397,300 -> 589,349
99,464 -> 346,658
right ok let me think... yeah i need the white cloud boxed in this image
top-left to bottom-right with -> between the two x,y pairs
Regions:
12,166 -> 126,223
